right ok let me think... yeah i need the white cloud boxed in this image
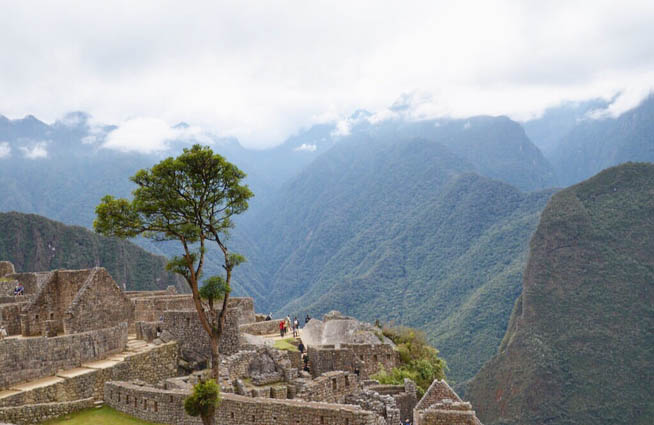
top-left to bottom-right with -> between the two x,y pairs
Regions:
0,1 -> 653,148
20,141 -> 48,159
0,142 -> 10,158
294,143 -> 317,152
103,117 -> 212,153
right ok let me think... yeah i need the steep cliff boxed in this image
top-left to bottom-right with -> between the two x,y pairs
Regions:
466,162 -> 654,425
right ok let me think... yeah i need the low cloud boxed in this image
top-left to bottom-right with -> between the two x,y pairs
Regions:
103,117 -> 211,154
0,142 -> 10,158
294,143 -> 317,152
20,141 -> 48,159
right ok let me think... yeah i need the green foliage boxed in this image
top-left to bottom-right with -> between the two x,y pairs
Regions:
372,325 -> 447,397
0,211 -> 184,292
199,276 -> 230,301
94,144 -> 253,246
42,405 -> 165,425
184,379 -> 221,420
273,338 -> 299,352
467,163 -> 654,425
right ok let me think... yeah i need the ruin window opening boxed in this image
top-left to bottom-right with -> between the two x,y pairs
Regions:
231,412 -> 235,419
332,378 -> 337,391
186,317 -> 190,327
49,312 -> 54,320
251,415 -> 255,422
345,376 -> 350,387
143,399 -> 147,410
373,354 -> 378,363
154,401 -> 158,412
169,395 -> 173,403
320,416 -> 325,424
126,395 -> 129,404
134,398 -> 137,408
35,314 -> 39,321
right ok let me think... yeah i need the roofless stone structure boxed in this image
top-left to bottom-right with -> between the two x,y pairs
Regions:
0,260 -> 482,424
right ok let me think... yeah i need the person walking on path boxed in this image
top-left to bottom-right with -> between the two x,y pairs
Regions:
293,316 -> 299,337
279,320 -> 285,337
298,341 -> 305,354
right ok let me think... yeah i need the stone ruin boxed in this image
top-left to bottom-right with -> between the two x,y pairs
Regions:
0,260 -> 483,425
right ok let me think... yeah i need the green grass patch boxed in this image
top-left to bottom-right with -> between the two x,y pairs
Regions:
41,406 -> 166,425
273,338 -> 298,352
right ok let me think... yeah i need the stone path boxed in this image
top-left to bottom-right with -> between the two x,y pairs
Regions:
261,328 -> 304,341
0,335 -> 155,404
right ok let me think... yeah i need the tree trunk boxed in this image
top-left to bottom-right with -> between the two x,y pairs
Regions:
201,411 -> 215,425
210,332 -> 220,382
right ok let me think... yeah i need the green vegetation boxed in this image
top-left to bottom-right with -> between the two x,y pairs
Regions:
184,379 -> 221,425
273,338 -> 299,352
467,163 -> 654,425
0,211 -> 184,291
95,144 -> 253,381
249,130 -> 554,383
41,406 -> 165,425
372,326 -> 446,397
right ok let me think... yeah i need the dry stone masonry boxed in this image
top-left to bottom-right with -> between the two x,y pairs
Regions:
0,260 -> 482,425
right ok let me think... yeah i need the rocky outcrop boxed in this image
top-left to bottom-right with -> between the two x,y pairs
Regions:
466,163 -> 654,425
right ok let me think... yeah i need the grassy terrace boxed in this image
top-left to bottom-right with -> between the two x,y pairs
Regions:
42,406 -> 165,425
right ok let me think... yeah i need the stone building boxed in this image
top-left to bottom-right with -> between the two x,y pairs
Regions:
1,260 -> 483,425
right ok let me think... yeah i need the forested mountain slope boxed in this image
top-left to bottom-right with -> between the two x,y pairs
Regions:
246,116 -> 556,383
0,211 -> 185,292
466,162 -> 654,425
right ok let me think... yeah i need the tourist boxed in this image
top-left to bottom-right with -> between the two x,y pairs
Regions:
279,319 -> 285,337
354,366 -> 360,377
0,326 -> 6,340
403,418 -> 412,425
298,341 -> 305,354
293,316 -> 299,337
305,314 -> 311,325
265,312 -> 272,321
13,283 -> 24,296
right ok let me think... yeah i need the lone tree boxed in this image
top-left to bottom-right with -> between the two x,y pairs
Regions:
94,144 -> 253,380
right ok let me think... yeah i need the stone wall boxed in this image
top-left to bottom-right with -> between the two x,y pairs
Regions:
20,269 -> 93,336
135,321 -> 160,342
414,379 -> 461,411
307,346 -> 360,378
105,381 -> 380,425
413,380 -> 483,425
63,268 -> 134,334
342,344 -> 398,378
0,323 -> 128,390
239,318 -> 284,335
307,343 -> 397,379
414,402 -> 483,425
162,307 -> 240,364
2,272 -> 49,297
0,262 -> 15,277
0,301 -> 28,336
132,294 -> 195,322
228,297 -> 256,324
0,341 -> 178,407
0,398 -> 94,425
295,371 -> 359,403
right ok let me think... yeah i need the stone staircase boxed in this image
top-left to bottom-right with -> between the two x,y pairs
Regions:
0,335 -> 155,407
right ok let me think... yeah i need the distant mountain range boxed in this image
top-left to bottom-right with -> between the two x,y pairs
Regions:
466,162 -> 654,425
0,94 -> 652,388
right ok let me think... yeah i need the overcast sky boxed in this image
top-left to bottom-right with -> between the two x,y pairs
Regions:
1,0 -> 653,149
